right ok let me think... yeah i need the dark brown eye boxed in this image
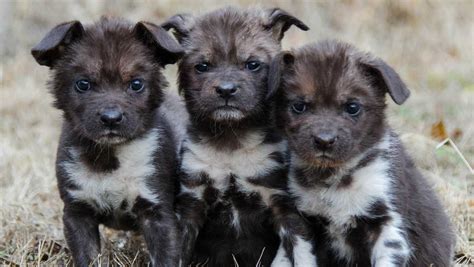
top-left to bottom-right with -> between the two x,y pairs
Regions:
245,60 -> 261,72
129,79 -> 144,92
291,102 -> 306,114
344,102 -> 361,116
75,79 -> 90,93
195,62 -> 210,73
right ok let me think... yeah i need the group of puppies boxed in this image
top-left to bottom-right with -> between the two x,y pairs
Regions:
31,6 -> 455,267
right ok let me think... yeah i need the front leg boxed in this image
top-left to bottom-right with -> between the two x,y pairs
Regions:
175,189 -> 207,266
371,214 -> 410,267
134,197 -> 180,267
63,204 -> 101,267
271,195 -> 317,267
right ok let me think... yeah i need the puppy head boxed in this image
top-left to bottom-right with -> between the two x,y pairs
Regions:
269,41 -> 410,168
163,7 -> 308,125
32,17 -> 183,145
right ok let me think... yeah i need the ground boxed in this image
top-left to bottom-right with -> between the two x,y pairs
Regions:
0,0 -> 472,266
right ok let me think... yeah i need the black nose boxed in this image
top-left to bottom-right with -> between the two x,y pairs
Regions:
215,82 -> 238,99
313,132 -> 337,150
100,108 -> 123,126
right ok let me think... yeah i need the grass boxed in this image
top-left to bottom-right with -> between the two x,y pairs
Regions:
0,0 -> 473,266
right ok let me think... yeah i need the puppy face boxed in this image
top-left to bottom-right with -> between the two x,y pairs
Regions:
270,41 -> 410,168
164,7 -> 308,124
32,18 -> 183,145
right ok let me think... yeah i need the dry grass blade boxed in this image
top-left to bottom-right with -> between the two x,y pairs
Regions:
255,247 -> 266,267
232,254 -> 239,267
0,0 -> 472,266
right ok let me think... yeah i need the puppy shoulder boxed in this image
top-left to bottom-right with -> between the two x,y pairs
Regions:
157,90 -> 189,145
384,130 -> 456,263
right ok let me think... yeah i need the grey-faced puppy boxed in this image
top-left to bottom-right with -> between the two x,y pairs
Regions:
31,17 -> 183,266
163,7 -> 314,267
268,40 -> 455,266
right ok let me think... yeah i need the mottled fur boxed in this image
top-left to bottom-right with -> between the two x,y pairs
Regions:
31,17 -> 183,267
163,7 -> 313,267
270,41 -> 455,266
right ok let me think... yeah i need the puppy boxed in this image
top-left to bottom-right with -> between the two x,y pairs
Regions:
163,7 -> 314,266
31,17 -> 183,266
268,41 -> 455,266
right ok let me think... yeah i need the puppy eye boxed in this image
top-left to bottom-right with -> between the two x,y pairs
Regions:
195,62 -> 210,73
291,102 -> 307,114
75,79 -> 90,93
129,79 -> 144,92
245,60 -> 261,72
344,102 -> 361,116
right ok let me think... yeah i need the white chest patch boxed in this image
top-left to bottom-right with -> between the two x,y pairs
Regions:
61,130 -> 161,212
290,134 -> 393,226
181,132 -> 286,197
289,134 -> 398,262
291,156 -> 391,225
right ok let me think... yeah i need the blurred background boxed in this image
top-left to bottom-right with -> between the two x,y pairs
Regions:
0,0 -> 472,265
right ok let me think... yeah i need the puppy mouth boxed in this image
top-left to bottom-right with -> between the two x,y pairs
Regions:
309,152 -> 344,168
95,131 -> 127,145
211,105 -> 244,121
216,104 -> 240,110
314,151 -> 333,158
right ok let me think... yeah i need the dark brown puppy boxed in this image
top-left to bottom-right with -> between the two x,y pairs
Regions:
163,7 -> 313,267
269,40 -> 455,266
31,17 -> 183,266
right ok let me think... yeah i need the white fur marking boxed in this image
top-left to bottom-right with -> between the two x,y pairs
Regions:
181,132 -> 286,196
289,132 -> 406,262
62,130 -> 161,212
180,184 -> 205,200
272,228 -> 317,267
371,212 -> 410,267
291,155 -> 391,225
271,244 -> 292,267
231,207 -> 240,233
211,109 -> 245,121
235,178 -> 284,206
293,236 -> 317,267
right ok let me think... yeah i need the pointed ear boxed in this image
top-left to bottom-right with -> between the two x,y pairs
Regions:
134,21 -> 184,66
359,58 -> 410,105
161,14 -> 194,43
265,8 -> 309,41
31,21 -> 84,67
267,51 -> 295,100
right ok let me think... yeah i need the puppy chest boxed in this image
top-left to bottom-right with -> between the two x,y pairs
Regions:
181,141 -> 284,189
180,143 -> 286,206
291,156 -> 393,221
66,170 -> 152,213
61,132 -> 160,213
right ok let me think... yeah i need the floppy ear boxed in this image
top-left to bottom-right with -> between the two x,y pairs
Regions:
267,51 -> 295,100
161,14 -> 194,43
134,21 -> 184,66
360,58 -> 410,105
31,21 -> 84,67
265,8 -> 309,40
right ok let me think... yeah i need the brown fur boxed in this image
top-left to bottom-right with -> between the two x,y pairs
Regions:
270,42 -> 392,169
31,17 -> 183,267
163,7 -> 311,266
164,7 -> 309,148
269,40 -> 455,266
